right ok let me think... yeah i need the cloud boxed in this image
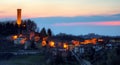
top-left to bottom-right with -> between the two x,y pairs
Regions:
53,21 -> 120,26
0,11 -> 5,13
31,13 -> 120,24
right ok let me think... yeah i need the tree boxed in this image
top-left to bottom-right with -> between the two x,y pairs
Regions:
40,28 -> 47,38
0,19 -> 37,36
24,19 -> 37,32
47,28 -> 52,37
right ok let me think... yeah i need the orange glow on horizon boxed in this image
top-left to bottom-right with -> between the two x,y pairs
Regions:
53,21 -> 120,26
0,0 -> 120,18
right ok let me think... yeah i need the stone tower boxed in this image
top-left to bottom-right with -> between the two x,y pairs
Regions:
17,9 -> 22,27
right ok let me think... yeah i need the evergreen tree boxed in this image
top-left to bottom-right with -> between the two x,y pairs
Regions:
40,27 -> 47,38
47,28 -> 52,37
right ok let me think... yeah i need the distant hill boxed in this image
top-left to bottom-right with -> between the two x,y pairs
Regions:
0,17 -> 16,22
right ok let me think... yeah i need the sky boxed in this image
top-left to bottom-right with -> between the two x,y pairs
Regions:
0,0 -> 120,36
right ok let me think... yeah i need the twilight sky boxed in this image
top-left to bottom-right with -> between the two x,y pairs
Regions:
0,0 -> 120,36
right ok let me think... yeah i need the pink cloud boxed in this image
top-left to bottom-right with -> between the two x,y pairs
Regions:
53,21 -> 120,26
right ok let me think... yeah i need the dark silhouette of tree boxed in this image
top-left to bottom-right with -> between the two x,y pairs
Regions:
0,19 -> 37,36
40,27 -> 47,38
22,19 -> 37,32
47,28 -> 52,37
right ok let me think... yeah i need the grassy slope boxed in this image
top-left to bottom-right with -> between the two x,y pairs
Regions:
0,54 -> 45,65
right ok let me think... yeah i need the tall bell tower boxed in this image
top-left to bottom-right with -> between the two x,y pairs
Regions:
17,9 -> 22,27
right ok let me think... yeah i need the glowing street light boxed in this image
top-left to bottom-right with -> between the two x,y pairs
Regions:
49,41 -> 55,47
13,35 -> 18,40
63,43 -> 68,50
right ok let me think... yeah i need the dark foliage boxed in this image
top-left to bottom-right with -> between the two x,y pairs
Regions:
40,27 -> 48,38
47,28 -> 52,37
0,19 -> 37,36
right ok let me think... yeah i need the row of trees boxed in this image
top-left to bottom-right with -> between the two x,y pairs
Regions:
0,19 -> 53,37
0,19 -> 37,36
40,27 -> 52,37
